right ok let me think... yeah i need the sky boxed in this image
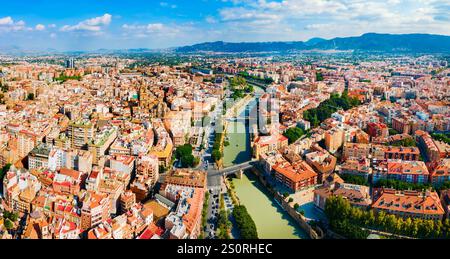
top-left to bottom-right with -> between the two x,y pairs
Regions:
0,0 -> 449,51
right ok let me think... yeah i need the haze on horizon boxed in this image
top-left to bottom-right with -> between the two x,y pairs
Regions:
0,0 -> 449,51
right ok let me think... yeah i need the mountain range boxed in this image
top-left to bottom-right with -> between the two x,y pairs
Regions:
175,33 -> 450,53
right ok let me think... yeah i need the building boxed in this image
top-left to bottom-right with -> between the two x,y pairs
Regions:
80,191 -> 111,230
343,143 -> 370,160
48,148 -> 93,173
97,168 -> 125,214
272,160 -> 317,192
430,159 -> 450,187
416,130 -> 441,163
163,185 -> 204,239
372,159 -> 429,184
162,169 -> 207,189
372,188 -> 444,221
28,143 -> 52,170
150,119 -> 173,167
383,146 -> 420,161
109,155 -> 135,178
65,58 -> 75,69
440,189 -> 450,219
367,122 -> 389,139
3,167 -> 42,213
305,149 -> 337,183
392,117 -> 411,134
67,120 -> 94,149
314,182 -> 372,210
18,130 -> 39,159
339,157 -> 372,180
53,168 -> 86,195
252,133 -> 288,159
119,191 -> 136,214
324,128 -> 344,154
355,129 -> 370,144
130,155 -> 159,202
88,126 -> 118,165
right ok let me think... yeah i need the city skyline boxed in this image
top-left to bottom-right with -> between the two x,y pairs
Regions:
1,0 -> 450,51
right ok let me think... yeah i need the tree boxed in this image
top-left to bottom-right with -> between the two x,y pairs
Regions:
431,133 -> 450,145
212,149 -> 222,162
288,197 -> 294,203
283,127 -> 305,144
0,163 -> 11,182
340,174 -> 369,186
316,72 -> 324,81
9,212 -> 18,222
27,93 -> 34,100
175,144 -> 197,168
390,137 -> 416,147
232,205 -> 258,239
4,219 -> 13,230
294,203 -> 299,210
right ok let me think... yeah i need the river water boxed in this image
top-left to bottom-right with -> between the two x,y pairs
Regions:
224,84 -> 308,239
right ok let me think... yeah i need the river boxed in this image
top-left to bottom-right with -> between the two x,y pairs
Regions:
232,172 -> 308,239
223,84 -> 308,239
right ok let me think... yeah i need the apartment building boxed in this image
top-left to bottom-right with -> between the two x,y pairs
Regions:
430,159 -> 450,187
325,128 -> 344,154
314,183 -> 372,210
372,159 -> 429,184
339,157 -> 372,180
372,188 -> 444,221
2,167 -> 42,213
272,160 -> 317,192
343,143 -> 370,160
67,120 -> 94,149
80,191 -> 111,230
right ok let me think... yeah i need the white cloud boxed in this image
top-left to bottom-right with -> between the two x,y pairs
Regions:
60,14 -> 112,32
35,24 -> 45,31
206,16 -> 217,24
0,16 -> 14,25
160,2 -> 177,8
0,17 -> 29,32
215,0 -> 450,41
122,23 -> 179,35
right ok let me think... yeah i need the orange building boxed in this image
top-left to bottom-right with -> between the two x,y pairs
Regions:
430,159 -> 450,187
272,160 -> 317,192
372,188 -> 444,221
252,133 -> 288,159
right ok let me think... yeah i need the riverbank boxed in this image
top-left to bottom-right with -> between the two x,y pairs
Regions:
231,171 -> 309,239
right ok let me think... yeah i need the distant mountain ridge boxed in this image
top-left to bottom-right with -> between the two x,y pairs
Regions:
176,33 -> 450,53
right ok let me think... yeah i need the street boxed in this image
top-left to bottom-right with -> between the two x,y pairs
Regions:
204,186 -> 221,239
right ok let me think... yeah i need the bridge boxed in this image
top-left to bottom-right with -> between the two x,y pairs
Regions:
206,160 -> 258,187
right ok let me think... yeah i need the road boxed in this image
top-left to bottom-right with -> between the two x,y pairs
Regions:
206,160 -> 255,187
204,186 -> 221,239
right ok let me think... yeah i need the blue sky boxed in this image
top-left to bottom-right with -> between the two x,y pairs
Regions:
0,0 -> 449,51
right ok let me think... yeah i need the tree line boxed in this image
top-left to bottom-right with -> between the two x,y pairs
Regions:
303,90 -> 361,127
283,127 -> 306,144
232,205 -> 258,239
325,195 -> 450,239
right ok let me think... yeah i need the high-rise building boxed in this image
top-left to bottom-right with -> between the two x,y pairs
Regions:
67,120 -> 94,150
65,58 -> 75,69
80,191 -> 111,230
325,128 -> 344,154
18,130 -> 39,159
